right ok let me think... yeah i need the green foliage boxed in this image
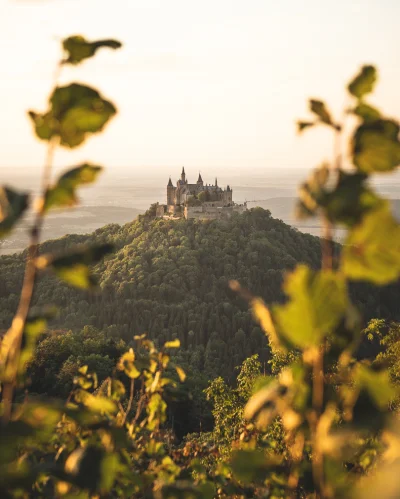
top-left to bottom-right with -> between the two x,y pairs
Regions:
0,187 -> 29,237
62,35 -> 122,65
36,243 -> 114,289
29,83 -> 117,148
44,163 -> 103,211
273,265 -> 348,349
342,203 -> 400,284
352,119 -> 400,173
348,65 -> 377,99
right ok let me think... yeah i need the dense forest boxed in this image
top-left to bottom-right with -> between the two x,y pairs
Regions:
1,208 -> 398,388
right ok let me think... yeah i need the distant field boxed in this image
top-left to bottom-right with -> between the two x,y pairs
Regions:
0,205 -> 143,255
252,197 -> 400,241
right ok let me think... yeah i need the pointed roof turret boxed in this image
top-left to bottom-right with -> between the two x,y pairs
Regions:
167,177 -> 173,187
215,177 -> 218,187
197,172 -> 203,183
181,166 -> 186,182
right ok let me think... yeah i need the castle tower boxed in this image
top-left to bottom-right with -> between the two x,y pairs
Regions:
167,177 -> 174,205
181,167 -> 186,183
215,177 -> 218,187
197,172 -> 203,186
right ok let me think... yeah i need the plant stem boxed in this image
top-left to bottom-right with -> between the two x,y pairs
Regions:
1,138 -> 57,424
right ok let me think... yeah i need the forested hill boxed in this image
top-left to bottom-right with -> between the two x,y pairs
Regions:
0,207 -> 398,379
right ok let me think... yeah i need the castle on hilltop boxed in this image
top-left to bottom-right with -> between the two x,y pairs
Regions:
156,167 -> 247,220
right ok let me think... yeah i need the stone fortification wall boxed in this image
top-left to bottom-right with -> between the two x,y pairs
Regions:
185,203 -> 247,220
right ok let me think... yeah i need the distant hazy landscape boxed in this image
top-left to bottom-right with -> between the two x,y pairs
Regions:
1,166 -> 400,255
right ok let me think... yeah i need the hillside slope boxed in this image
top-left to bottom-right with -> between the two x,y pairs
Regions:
1,208 -> 398,378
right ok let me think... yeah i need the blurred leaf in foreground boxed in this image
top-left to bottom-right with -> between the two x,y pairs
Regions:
273,265 -> 348,349
63,35 -> 122,65
29,84 -> 117,148
44,163 -> 103,211
36,243 -> 114,289
342,203 -> 400,285
348,65 -> 377,100
0,187 -> 29,237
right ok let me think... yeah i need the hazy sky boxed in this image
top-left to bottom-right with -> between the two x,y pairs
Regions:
1,0 -> 400,180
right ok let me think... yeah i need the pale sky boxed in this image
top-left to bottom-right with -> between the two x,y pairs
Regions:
1,0 -> 400,179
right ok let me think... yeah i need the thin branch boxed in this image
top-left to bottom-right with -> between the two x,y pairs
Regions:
1,133 -> 58,425
121,378 -> 134,426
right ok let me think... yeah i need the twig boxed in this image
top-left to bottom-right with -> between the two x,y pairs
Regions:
1,94 -> 59,424
121,378 -> 134,426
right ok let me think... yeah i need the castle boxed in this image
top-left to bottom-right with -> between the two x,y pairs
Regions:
156,167 -> 247,220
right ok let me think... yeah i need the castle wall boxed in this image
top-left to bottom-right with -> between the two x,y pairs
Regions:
185,203 -> 247,220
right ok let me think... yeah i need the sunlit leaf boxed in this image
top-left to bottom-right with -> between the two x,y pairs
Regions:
147,393 -> 167,430
244,380 -> 281,429
342,203 -> 400,284
348,65 -> 377,99
352,119 -> 400,173
36,243 -> 114,289
251,298 -> 285,351
29,84 -> 117,148
63,35 -> 122,65
273,265 -> 348,349
0,186 -> 29,237
164,339 -> 180,349
44,164 -> 103,211
74,390 -> 116,414
175,366 -> 186,382
118,349 -> 141,379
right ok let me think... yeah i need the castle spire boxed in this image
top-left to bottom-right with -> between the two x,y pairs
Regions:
181,166 -> 186,182
215,177 -> 218,187
197,172 -> 203,184
167,177 -> 173,187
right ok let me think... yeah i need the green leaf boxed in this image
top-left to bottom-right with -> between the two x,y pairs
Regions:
118,349 -> 141,379
356,366 -> 396,409
296,164 -> 329,219
65,446 -> 119,493
352,119 -> 400,173
0,187 -> 29,237
231,450 -> 282,483
244,380 -> 281,429
352,103 -> 381,123
62,35 -> 122,65
160,481 -> 215,499
348,65 -> 377,99
323,171 -> 383,227
147,393 -> 167,430
74,390 -> 117,414
309,99 -> 339,129
273,265 -> 348,349
44,163 -> 103,211
29,84 -> 117,148
342,203 -> 400,285
36,243 -> 114,289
